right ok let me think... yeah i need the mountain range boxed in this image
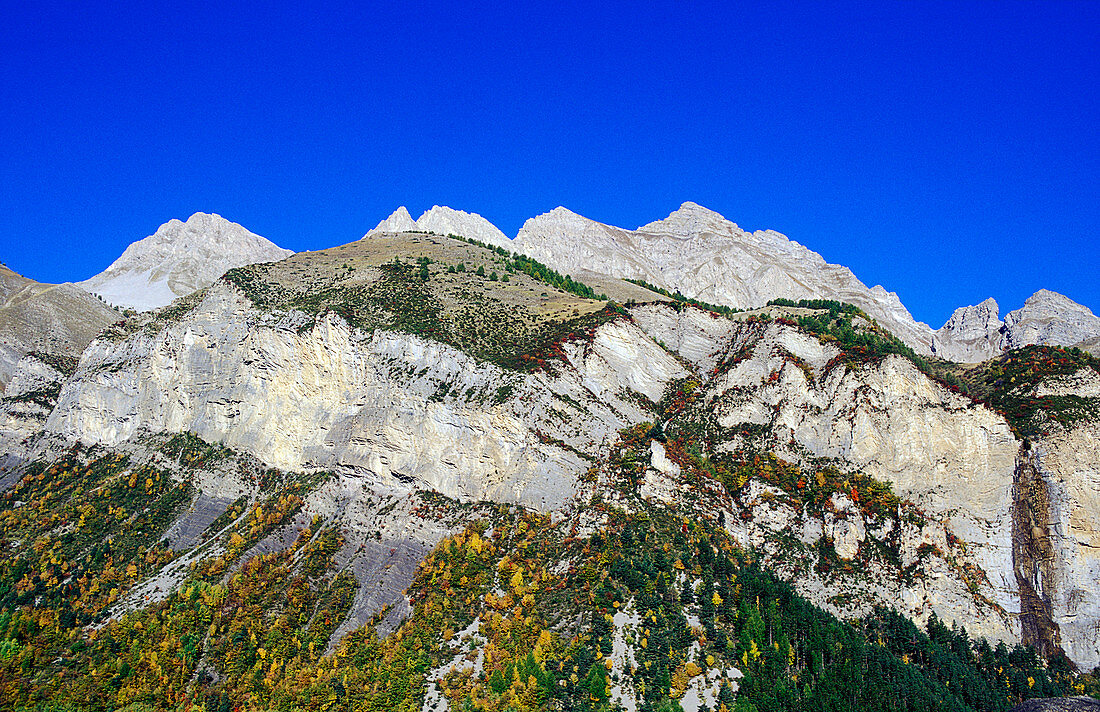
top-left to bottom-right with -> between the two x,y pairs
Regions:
0,202 -> 1098,711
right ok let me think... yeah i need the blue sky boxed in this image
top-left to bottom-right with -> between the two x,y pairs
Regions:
1,0 -> 1096,328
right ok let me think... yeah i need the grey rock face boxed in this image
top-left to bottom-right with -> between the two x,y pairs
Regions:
367,206 -> 417,234
0,353 -> 69,454
363,202 -> 1100,363
78,212 -> 293,312
630,303 -> 1100,666
414,206 -> 512,249
1028,420 -> 1100,670
932,298 -> 1003,362
47,281 -> 684,512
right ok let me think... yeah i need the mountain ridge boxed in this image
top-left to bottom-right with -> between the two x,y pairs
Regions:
0,263 -> 117,390
366,201 -> 1100,360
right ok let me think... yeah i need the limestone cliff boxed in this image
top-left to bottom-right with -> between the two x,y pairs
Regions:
47,282 -> 684,511
630,304 -> 1022,645
11,227 -> 1100,671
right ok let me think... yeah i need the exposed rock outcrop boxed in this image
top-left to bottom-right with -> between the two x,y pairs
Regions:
47,282 -> 684,512
629,303 -> 1023,644
933,297 -> 1004,362
413,206 -> 512,250
623,303 -> 1094,667
1004,290 -> 1100,352
1028,420 -> 1100,670
361,201 -> 1100,363
934,291 -> 1100,362
367,206 -> 417,234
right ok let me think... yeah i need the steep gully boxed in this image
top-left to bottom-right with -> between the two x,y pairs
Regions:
1013,441 -> 1070,666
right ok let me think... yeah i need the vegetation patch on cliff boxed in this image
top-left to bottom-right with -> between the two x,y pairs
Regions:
956,345 -> 1100,437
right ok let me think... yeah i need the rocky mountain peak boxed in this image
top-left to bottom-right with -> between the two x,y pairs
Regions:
943,298 -> 1002,338
637,201 -> 742,237
78,212 -> 292,312
513,207 -> 607,249
365,207 -> 417,236
1011,289 -> 1093,319
366,205 -> 512,250
513,202 -> 936,354
1002,289 -> 1100,350
414,206 -> 511,249
932,290 -> 1100,362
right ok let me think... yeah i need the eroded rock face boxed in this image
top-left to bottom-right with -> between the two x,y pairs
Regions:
0,353 -> 70,454
366,207 -> 417,235
933,298 -> 1003,362
633,303 -> 1100,666
628,305 -> 1029,646
1029,421 -> 1100,670
47,282 -> 684,512
28,278 -> 1100,669
1003,290 -> 1100,352
413,206 -> 512,250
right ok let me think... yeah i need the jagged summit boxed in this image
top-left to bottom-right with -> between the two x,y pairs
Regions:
367,206 -> 417,234
1004,289 -> 1100,350
414,206 -> 511,249
363,201 -> 1099,359
637,201 -> 743,237
933,290 -> 1100,362
366,205 -> 512,250
79,212 -> 292,312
